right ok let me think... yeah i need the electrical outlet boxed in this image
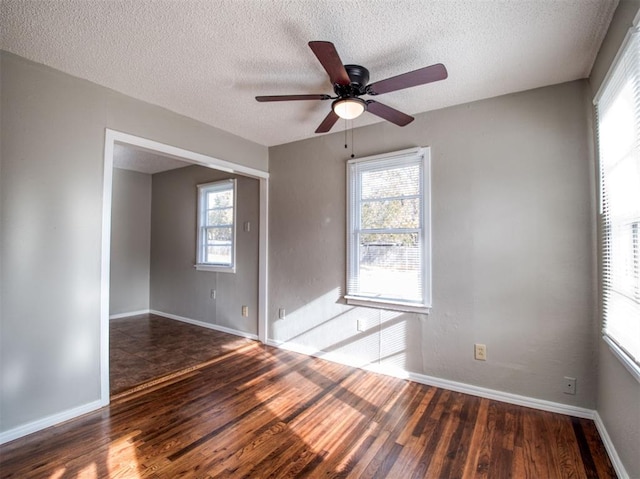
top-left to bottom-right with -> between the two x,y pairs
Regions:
242,305 -> 248,317
563,377 -> 576,395
474,344 -> 487,361
210,289 -> 216,299
278,308 -> 286,319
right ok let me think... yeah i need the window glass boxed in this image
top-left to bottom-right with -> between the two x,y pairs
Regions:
196,179 -> 236,272
346,148 -> 431,311
595,28 -> 640,375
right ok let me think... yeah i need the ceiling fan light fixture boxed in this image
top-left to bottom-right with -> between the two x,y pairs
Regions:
332,97 -> 366,120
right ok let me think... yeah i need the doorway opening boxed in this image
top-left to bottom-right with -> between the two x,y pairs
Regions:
100,129 -> 269,404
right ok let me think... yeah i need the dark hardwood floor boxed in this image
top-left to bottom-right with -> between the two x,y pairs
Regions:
110,314 -> 253,395
0,336 -> 616,478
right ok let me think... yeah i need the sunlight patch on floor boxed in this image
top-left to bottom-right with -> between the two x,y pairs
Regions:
107,433 -> 142,478
77,462 -> 97,478
49,468 -> 66,479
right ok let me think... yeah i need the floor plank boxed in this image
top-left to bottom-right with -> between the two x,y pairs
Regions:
110,314 -> 253,395
1,327 -> 617,478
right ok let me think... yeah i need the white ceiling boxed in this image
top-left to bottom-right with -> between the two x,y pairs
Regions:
1,0 -> 617,147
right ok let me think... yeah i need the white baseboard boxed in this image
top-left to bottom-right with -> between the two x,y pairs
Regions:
594,412 -> 630,479
109,309 -> 150,320
0,399 -> 104,446
150,310 -> 259,341
266,339 -> 594,419
405,371 -> 595,419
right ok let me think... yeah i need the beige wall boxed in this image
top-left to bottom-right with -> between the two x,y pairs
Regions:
590,1 -> 640,477
110,168 -> 152,316
0,51 -> 267,435
150,165 -> 259,335
269,80 -> 597,408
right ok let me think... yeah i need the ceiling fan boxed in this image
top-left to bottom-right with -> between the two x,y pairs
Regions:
256,41 -> 448,133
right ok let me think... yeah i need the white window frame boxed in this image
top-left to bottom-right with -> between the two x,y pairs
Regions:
594,26 -> 640,382
195,179 -> 237,273
345,147 -> 432,314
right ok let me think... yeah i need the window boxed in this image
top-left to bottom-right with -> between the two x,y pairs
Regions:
595,26 -> 640,379
346,147 -> 431,313
195,179 -> 236,273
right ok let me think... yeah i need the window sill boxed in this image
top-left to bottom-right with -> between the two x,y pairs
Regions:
194,264 -> 236,274
344,295 -> 431,314
603,335 -> 640,384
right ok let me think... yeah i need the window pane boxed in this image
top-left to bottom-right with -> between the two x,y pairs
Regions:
362,164 -> 420,199
609,221 -> 640,298
608,165 -> 640,223
207,207 -> 233,226
361,198 -> 420,229
206,227 -> 232,242
358,233 -> 422,302
206,245 -> 231,264
207,189 -> 233,208
600,80 -> 636,165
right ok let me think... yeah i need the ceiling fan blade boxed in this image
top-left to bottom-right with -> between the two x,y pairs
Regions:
366,100 -> 414,127
315,110 -> 340,133
308,41 -> 351,86
367,63 -> 448,95
256,94 -> 331,102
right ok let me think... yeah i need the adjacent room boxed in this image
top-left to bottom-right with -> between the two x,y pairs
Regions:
1,1 -> 639,478
108,144 -> 261,395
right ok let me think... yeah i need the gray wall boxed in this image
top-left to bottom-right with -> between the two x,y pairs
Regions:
2,9 -> 639,472
110,168 -> 152,316
150,166 -> 259,335
0,51 -> 267,434
110,163 -> 260,332
269,80 -> 597,408
590,1 -> 640,477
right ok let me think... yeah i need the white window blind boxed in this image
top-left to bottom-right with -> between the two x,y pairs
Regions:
196,179 -> 236,273
346,148 -> 431,312
595,27 -> 640,376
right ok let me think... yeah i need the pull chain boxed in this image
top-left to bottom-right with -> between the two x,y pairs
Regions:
351,123 -> 355,158
343,119 -> 355,158
344,118 -> 348,149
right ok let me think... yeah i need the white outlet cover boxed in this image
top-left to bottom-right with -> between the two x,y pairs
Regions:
563,376 -> 577,395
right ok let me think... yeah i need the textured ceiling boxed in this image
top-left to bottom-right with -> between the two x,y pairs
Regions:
113,143 -> 191,174
1,0 -> 617,147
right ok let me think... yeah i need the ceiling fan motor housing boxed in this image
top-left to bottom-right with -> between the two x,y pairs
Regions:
334,64 -> 370,98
